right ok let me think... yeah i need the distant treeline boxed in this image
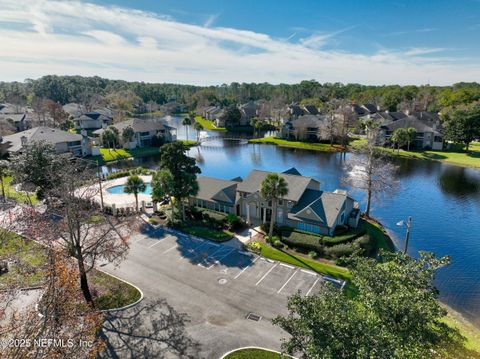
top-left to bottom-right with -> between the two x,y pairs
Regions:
1,75 -> 480,112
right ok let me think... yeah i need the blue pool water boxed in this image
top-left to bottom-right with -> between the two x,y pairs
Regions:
106,183 -> 153,195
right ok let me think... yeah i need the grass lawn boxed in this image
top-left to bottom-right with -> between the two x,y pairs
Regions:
90,270 -> 142,310
249,136 -> 343,152
195,115 -> 226,131
2,176 -> 38,204
441,310 -> 480,355
224,348 -> 287,359
256,241 -> 351,281
0,231 -> 141,310
179,223 -> 233,242
351,139 -> 480,169
363,218 -> 395,252
180,139 -> 199,147
0,232 -> 47,289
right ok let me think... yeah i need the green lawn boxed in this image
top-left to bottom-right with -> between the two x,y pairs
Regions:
195,115 -> 226,131
179,223 -> 233,242
1,176 -> 38,204
0,232 -> 47,289
92,147 -> 162,163
249,136 -> 343,152
442,311 -> 480,355
90,270 -> 142,310
224,348 -> 287,359
0,231 -> 141,310
351,139 -> 480,169
180,139 -> 199,147
256,241 -> 351,281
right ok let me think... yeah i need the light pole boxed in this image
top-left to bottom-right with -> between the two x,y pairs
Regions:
396,216 -> 412,254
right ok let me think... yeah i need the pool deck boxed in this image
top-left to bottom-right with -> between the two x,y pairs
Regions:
98,175 -> 154,209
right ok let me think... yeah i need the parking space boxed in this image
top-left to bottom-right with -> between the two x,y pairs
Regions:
256,263 -> 296,293
128,227 -> 336,300
280,269 -> 321,297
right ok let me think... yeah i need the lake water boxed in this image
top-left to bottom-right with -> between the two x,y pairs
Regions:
106,115 -> 480,327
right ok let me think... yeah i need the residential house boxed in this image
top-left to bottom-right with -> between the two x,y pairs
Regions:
351,103 -> 380,118
281,115 -> 328,141
1,127 -> 92,156
0,103 -> 30,132
73,109 -> 113,130
238,101 -> 259,125
380,113 -> 444,150
190,177 -> 242,214
189,168 -> 360,236
93,118 -> 176,148
63,103 -> 85,118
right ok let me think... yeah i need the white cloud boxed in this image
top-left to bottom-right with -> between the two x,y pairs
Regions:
0,0 -> 478,85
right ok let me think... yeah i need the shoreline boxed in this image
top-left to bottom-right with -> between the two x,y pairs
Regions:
249,137 -> 480,170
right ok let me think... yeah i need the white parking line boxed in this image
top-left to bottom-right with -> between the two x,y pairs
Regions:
306,277 -> 321,296
277,270 -> 298,294
279,263 -> 294,269
233,256 -> 259,279
207,249 -> 236,269
162,244 -> 178,254
300,269 -> 317,276
149,240 -> 164,248
255,263 -> 278,286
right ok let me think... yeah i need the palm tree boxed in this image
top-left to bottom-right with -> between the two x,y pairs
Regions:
123,175 -> 146,212
261,173 -> 289,239
406,127 -> 417,151
182,117 -> 192,141
193,122 -> 204,143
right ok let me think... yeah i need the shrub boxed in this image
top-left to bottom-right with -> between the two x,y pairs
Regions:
308,251 -> 317,259
148,218 -> 158,225
280,229 -> 324,255
272,239 -> 283,248
224,213 -> 243,230
322,228 -> 367,246
324,243 -> 357,259
246,241 -> 261,253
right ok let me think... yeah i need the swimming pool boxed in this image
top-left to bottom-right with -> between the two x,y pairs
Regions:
106,183 -> 153,195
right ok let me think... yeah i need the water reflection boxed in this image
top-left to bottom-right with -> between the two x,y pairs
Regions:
102,115 -> 480,327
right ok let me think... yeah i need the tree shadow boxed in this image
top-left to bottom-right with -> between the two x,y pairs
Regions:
100,298 -> 201,359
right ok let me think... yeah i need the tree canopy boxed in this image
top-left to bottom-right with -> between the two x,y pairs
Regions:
273,251 -> 466,359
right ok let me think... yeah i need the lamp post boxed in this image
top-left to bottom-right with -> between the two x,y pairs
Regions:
396,216 -> 412,254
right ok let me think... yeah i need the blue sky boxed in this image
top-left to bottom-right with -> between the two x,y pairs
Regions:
0,0 -> 479,85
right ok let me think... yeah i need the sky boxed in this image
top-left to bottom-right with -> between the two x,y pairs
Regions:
1,0 -> 480,85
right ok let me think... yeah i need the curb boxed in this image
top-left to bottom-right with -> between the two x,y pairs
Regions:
219,346 -> 296,359
97,269 -> 144,313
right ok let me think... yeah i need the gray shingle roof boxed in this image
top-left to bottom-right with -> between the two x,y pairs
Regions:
93,118 -> 169,135
384,116 -> 441,134
196,176 -> 239,205
237,169 -> 319,202
2,127 -> 82,152
289,189 -> 348,228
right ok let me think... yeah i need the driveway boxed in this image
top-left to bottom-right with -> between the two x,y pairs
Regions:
100,224 -> 326,358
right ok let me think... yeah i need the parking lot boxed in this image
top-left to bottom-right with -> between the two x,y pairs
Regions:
101,224 -> 341,358
129,226 -> 327,300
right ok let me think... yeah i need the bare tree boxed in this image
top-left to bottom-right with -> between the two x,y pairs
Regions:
342,122 -> 399,217
22,158 -> 135,307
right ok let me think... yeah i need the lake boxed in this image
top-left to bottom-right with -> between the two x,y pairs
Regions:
106,115 -> 480,327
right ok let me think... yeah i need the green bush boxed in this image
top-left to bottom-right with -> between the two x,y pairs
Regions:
308,250 -> 317,258
149,218 -> 158,225
272,239 -> 284,248
106,167 -> 154,180
246,241 -> 261,253
322,228 -> 366,246
224,214 -> 243,230
280,229 -> 324,255
324,243 -> 357,258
